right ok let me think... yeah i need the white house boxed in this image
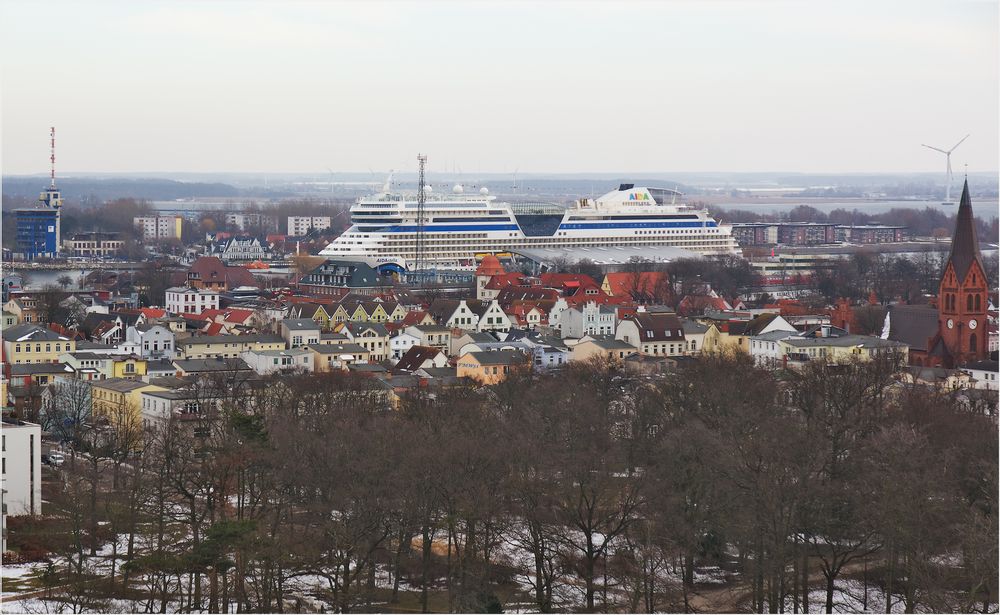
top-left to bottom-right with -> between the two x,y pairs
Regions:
220,236 -> 267,263
475,300 -> 513,334
404,325 -> 452,352
749,330 -> 798,368
557,301 -> 617,339
394,346 -> 450,372
615,313 -> 687,356
390,331 -> 421,360
964,360 -> 999,391
522,336 -> 571,370
241,348 -> 314,375
122,324 -> 176,360
165,287 -> 220,315
1,419 -> 42,516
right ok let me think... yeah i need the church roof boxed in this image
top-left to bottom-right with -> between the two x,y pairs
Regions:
886,304 -> 938,352
947,179 -> 984,283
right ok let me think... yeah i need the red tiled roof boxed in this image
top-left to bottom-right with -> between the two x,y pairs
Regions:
401,310 -> 431,326
221,308 -> 255,324
484,272 -> 526,290
204,322 -> 225,336
139,308 -> 167,319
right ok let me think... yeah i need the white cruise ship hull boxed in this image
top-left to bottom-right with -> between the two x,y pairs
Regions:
320,184 -> 738,271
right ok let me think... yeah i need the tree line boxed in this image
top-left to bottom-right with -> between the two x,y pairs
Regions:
710,204 -> 998,242
17,353 -> 997,613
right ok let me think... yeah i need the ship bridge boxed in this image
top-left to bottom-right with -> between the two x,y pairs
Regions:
510,201 -> 566,237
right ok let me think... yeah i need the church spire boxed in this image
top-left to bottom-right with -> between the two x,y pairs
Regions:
946,179 -> 982,282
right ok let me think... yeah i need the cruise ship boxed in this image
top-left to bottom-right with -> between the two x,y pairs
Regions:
319,182 -> 739,271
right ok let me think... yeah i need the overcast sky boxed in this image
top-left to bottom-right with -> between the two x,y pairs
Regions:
1,1 -> 997,175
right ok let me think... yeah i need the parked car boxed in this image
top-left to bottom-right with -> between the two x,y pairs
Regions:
47,452 -> 65,467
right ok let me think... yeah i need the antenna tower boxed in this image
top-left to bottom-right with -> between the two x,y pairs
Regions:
50,126 -> 57,188
415,154 -> 428,277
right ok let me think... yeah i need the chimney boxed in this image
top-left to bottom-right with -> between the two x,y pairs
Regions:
820,324 -> 831,338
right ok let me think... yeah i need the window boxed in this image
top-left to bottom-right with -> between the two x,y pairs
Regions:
967,295 -> 974,311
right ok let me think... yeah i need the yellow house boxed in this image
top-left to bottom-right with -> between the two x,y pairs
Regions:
2,324 -> 77,365
385,303 -> 408,322
3,311 -> 16,328
779,334 -> 908,366
92,378 -> 168,429
348,303 -> 371,322
364,302 -> 390,323
328,303 -> 351,324
3,298 -> 43,324
111,356 -> 148,379
292,303 -> 334,330
305,342 -> 373,372
571,339 -> 636,363
177,333 -> 286,359
456,350 -> 530,385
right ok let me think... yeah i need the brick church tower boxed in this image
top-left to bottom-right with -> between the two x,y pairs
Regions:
929,179 -> 989,367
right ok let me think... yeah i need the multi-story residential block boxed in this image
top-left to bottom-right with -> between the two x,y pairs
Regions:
226,213 -> 275,232
837,225 -> 907,244
134,215 -> 183,241
2,324 -> 77,365
287,216 -> 331,236
1,419 -> 42,517
63,232 -> 124,257
165,287 -> 221,315
176,334 -> 285,360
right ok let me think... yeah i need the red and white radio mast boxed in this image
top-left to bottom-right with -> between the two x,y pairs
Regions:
50,126 -> 56,188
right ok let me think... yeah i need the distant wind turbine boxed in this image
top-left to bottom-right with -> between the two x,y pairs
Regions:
921,134 -> 969,204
